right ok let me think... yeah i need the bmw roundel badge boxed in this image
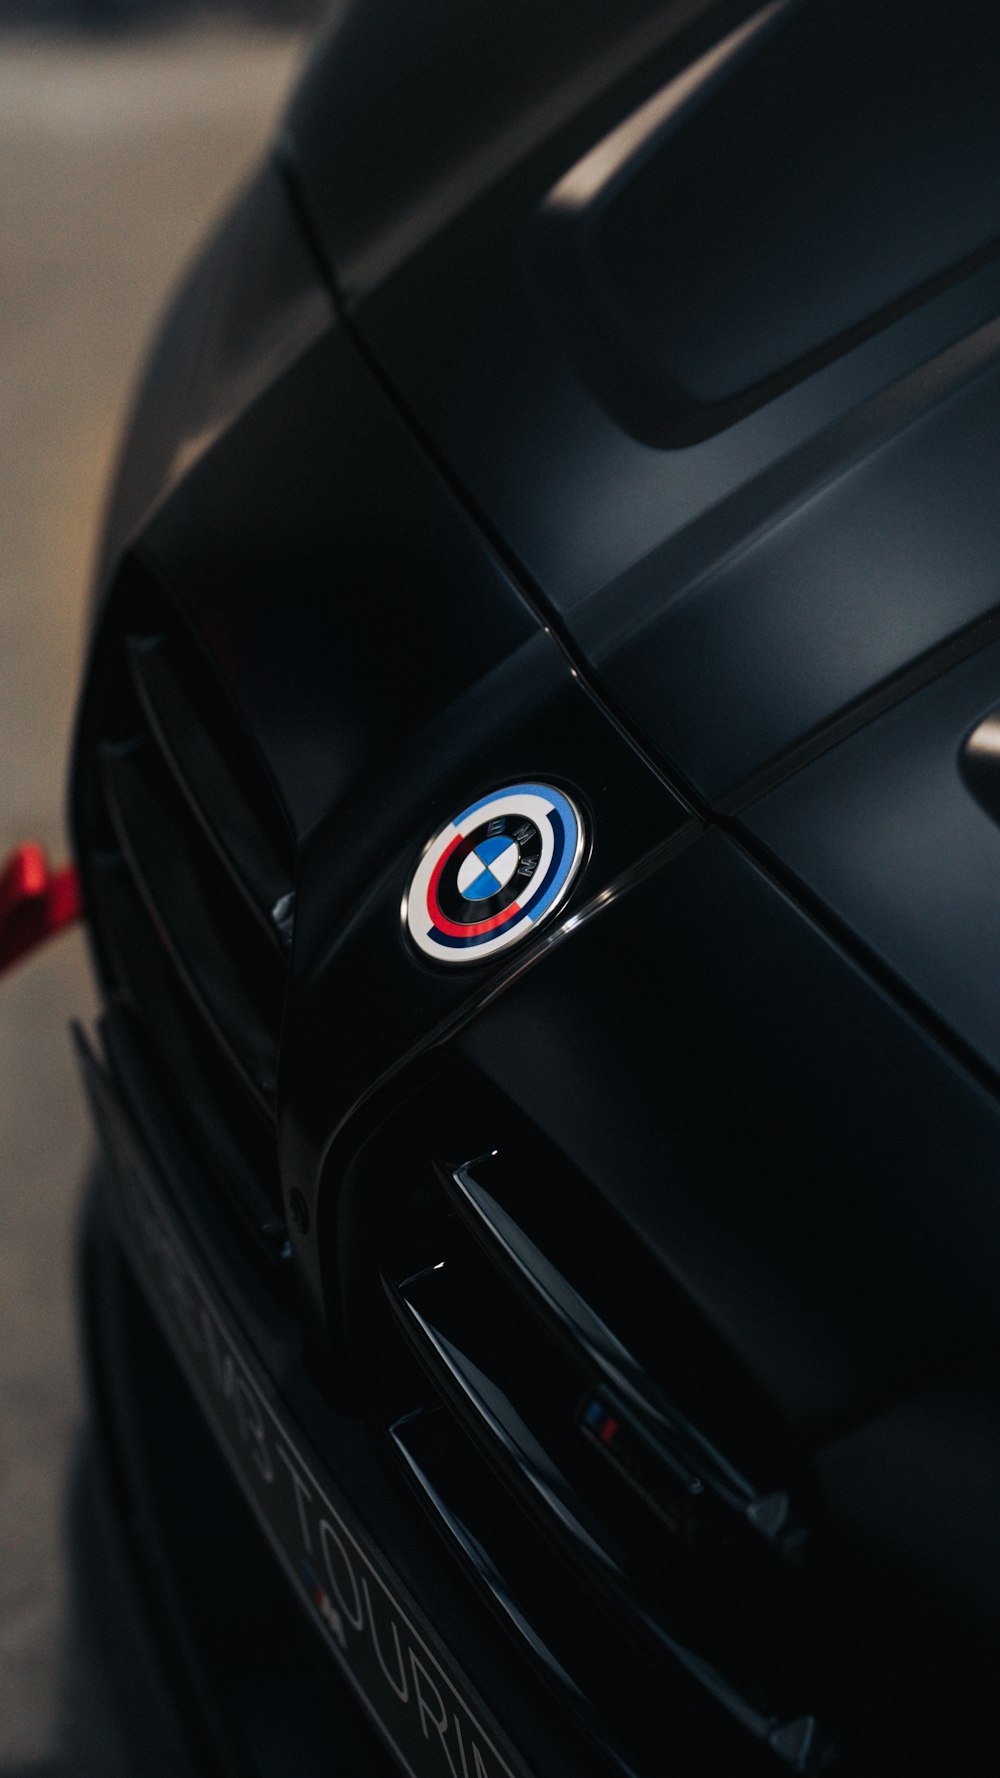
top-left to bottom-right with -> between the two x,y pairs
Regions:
404,783 -> 586,965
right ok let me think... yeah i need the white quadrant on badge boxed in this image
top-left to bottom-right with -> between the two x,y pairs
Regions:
404,784 -> 586,965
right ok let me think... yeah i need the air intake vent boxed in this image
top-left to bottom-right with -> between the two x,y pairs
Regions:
76,558 -> 294,1259
355,1086 -> 836,1777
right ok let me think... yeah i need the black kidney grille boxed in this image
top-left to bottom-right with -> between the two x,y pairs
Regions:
363,1107 -> 835,1778
125,632 -> 292,944
78,561 -> 294,1258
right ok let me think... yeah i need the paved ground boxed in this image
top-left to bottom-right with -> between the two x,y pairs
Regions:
0,22 -> 307,1768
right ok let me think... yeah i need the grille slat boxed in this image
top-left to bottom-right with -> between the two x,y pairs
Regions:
79,557 -> 293,1257
384,1266 -> 625,1575
384,1233 -> 822,1770
442,1157 -> 798,1552
89,852 -> 285,1254
388,1404 -> 650,1778
362,1090 -> 832,1775
126,633 -> 291,947
101,736 -> 280,1110
388,1401 -> 819,1777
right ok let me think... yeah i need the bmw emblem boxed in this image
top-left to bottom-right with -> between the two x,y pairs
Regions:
404,783 -> 586,965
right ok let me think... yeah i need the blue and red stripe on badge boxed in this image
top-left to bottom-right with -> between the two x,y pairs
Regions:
405,783 -> 585,966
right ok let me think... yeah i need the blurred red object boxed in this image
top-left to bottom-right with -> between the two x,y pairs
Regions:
0,843 -> 81,979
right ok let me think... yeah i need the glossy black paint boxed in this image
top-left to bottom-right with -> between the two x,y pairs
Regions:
76,314 -> 691,1316
534,0 -> 1000,437
281,0 -> 734,300
284,0 -> 1000,801
455,831 -> 1000,1762
132,323 -> 543,839
744,639 -> 1000,1079
95,159 -> 332,592
69,1 -> 1000,1773
455,831 -> 1000,1442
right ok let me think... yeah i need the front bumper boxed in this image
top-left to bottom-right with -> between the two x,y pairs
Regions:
72,1019 -> 585,1778
73,1180 -> 402,1778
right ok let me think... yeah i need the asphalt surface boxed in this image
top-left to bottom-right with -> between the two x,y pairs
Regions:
0,22 -> 307,1768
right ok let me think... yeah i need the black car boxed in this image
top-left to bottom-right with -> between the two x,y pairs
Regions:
67,2 -> 1000,1773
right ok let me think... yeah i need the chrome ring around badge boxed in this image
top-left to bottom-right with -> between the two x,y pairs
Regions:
404,784 -> 586,965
